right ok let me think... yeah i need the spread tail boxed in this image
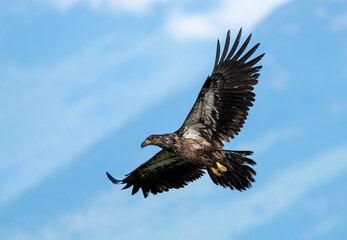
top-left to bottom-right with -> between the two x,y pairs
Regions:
207,150 -> 256,191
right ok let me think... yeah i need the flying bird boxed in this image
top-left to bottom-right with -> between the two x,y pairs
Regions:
106,29 -> 264,198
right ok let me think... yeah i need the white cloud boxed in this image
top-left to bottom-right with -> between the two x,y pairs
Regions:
164,0 -> 292,41
107,0 -> 168,13
36,0 -> 169,13
165,10 -> 218,40
7,0 -> 291,40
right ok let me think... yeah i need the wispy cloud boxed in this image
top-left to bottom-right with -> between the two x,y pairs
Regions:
300,215 -> 339,240
7,0 -> 292,36
4,0 -> 291,42
0,32 -> 197,209
331,99 -> 347,119
236,127 -> 299,154
331,12 -> 347,32
164,0 -> 292,41
271,68 -> 290,91
36,0 -> 169,13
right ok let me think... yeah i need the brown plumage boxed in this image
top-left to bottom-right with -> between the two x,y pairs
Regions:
106,29 -> 264,198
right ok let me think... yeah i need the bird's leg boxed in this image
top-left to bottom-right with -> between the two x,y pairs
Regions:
211,162 -> 227,176
216,162 -> 227,172
211,167 -> 222,176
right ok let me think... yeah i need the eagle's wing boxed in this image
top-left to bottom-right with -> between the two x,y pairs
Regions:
106,150 -> 205,198
179,29 -> 264,146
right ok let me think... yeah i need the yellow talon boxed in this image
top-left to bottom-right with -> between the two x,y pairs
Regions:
211,167 -> 221,176
216,162 -> 227,172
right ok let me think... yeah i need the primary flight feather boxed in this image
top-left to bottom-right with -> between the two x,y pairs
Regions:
106,29 -> 264,198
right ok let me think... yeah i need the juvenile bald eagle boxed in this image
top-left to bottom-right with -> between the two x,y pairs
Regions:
106,29 -> 264,198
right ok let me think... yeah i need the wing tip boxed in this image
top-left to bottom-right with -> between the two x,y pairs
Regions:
106,171 -> 122,184
214,39 -> 221,70
220,30 -> 231,61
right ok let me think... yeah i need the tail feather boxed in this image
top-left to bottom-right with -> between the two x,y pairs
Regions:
208,150 -> 256,191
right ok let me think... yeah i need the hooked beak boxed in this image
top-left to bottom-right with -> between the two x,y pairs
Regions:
141,139 -> 151,148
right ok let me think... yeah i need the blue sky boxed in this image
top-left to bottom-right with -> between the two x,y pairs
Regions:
1,0 -> 347,239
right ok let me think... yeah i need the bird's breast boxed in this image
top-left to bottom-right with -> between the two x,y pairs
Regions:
172,138 -> 214,160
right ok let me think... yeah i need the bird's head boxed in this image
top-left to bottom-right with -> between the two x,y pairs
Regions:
141,134 -> 171,148
141,135 -> 158,148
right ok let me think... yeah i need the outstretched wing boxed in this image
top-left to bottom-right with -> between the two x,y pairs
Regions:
179,29 -> 264,147
106,150 -> 205,198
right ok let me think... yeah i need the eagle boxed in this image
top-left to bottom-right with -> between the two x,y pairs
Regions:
106,29 -> 264,198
